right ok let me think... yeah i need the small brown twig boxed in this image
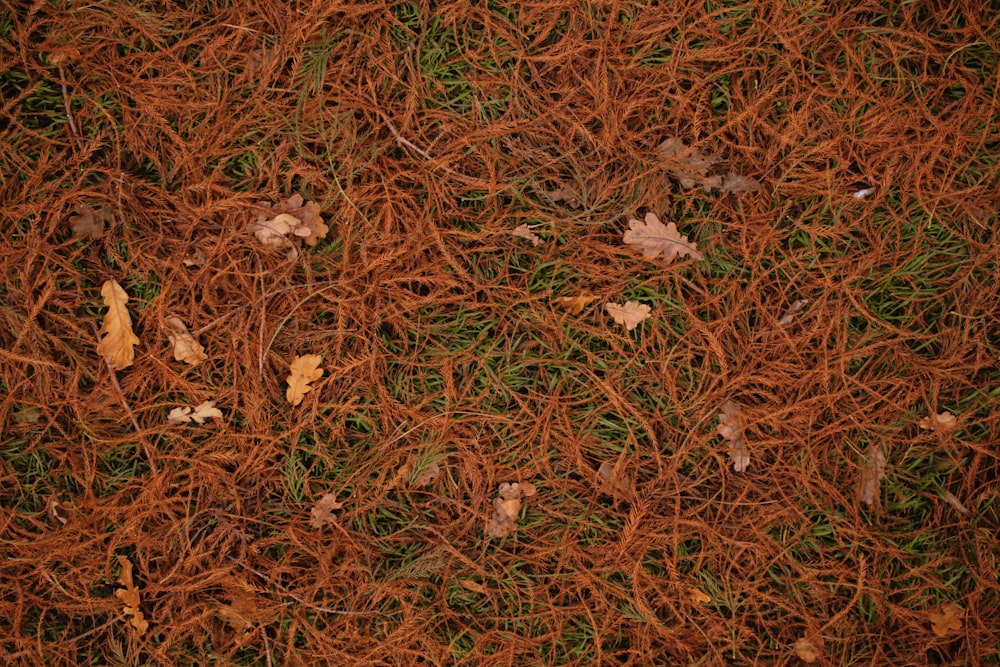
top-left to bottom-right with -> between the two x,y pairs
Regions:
57,64 -> 84,148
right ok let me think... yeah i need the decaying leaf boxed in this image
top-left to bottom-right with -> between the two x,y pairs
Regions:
252,193 -> 328,257
391,457 -> 442,489
163,316 -> 207,366
485,481 -> 537,538
852,186 -> 876,200
69,203 -> 112,240
688,587 -> 711,605
941,490 -> 969,515
97,280 -> 139,371
597,461 -> 633,497
858,444 -> 886,506
168,401 -> 222,425
14,405 -> 42,424
217,576 -> 259,632
778,299 -> 810,326
554,295 -> 596,315
47,496 -> 70,525
623,212 -> 704,262
512,224 -> 542,247
656,137 -> 761,193
918,411 -> 956,431
182,247 -> 208,268
792,637 -> 820,663
115,556 -> 149,636
544,181 -> 582,208
717,400 -> 750,472
286,354 -> 324,406
309,493 -> 343,530
605,301 -> 652,331
928,603 -> 963,637
458,578 -> 489,595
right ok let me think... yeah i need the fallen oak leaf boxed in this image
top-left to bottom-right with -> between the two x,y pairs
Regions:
309,493 -> 343,530
918,411 -> 956,431
928,603 -> 963,637
858,444 -> 886,507
717,400 -> 749,472
97,279 -> 139,371
688,587 -> 711,605
114,556 -> 149,636
168,401 -> 222,425
512,224 -> 542,246
778,299 -> 810,326
792,637 -> 820,663
605,301 -> 651,331
485,481 -> 536,538
554,295 -> 596,315
163,316 -> 207,366
286,354 -> 324,406
623,212 -> 704,262
69,203 -> 111,240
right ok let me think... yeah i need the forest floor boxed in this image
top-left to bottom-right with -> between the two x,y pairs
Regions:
1,1 -> 998,665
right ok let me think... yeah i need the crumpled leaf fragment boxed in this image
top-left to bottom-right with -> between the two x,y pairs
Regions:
688,587 -> 711,605
792,637 -> 820,663
553,295 -> 596,315
309,493 -> 343,530
163,316 -> 207,366
252,193 -> 328,257
597,461 -> 633,497
97,279 -> 140,371
605,301 -> 652,331
623,212 -> 704,262
717,400 -> 749,472
286,354 -> 324,406
858,445 -> 886,506
168,401 -> 223,425
115,556 -> 149,636
778,299 -> 810,326
69,203 -> 112,240
656,137 -> 761,193
512,224 -> 542,246
485,481 -> 536,538
918,411 -> 956,432
928,603 -> 963,637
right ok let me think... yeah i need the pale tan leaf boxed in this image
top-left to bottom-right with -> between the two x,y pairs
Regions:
792,637 -> 820,663
605,301 -> 652,331
688,587 -> 711,605
14,405 -> 42,424
918,411 -> 956,431
486,481 -> 535,538
718,172 -> 763,194
252,195 -> 328,251
858,445 -> 886,506
778,299 -> 810,326
309,493 -> 343,530
168,401 -> 222,425
623,212 -> 704,262
458,579 -> 489,595
163,316 -> 207,366
414,462 -> 441,487
286,354 -> 324,406
97,280 -> 139,370
545,181 -> 582,208
941,490 -> 969,515
597,461 -> 633,497
928,603 -> 963,637
115,556 -> 149,635
554,295 -> 596,315
47,496 -> 70,525
512,224 -> 542,246
717,400 -> 749,472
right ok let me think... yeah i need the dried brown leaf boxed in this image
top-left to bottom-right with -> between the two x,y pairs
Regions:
512,224 -> 542,246
163,316 -> 207,366
97,280 -> 139,371
717,400 -> 749,472
545,181 -> 582,208
778,299 -> 810,326
792,637 -> 820,663
458,579 -> 489,595
486,481 -> 536,538
623,212 -> 704,262
858,445 -> 886,506
918,411 -> 956,431
928,603 -> 963,637
605,301 -> 652,331
217,576 -> 259,631
941,490 -> 969,515
554,295 -> 596,315
688,587 -> 711,605
309,493 -> 343,530
597,461 -> 633,497
69,204 -> 110,240
115,556 -> 149,636
252,194 -> 328,255
168,401 -> 222,425
14,405 -> 42,424
286,354 -> 324,406
47,496 -> 70,525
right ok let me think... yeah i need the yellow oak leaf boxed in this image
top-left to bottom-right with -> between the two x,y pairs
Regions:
97,280 -> 139,370
554,295 -> 596,315
286,354 -> 324,406
163,316 -> 207,366
605,301 -> 651,331
114,555 -> 149,635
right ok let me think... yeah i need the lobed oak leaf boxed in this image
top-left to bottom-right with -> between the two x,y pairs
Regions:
96,280 -> 139,371
163,316 -> 207,366
928,603 -> 963,637
115,556 -> 149,636
512,224 -> 542,246
286,354 -> 324,406
717,401 -> 749,472
252,194 -> 328,257
309,493 -> 343,530
168,401 -> 222,425
554,295 -> 596,315
623,212 -> 704,262
792,637 -> 820,663
486,481 -> 536,538
605,301 -> 651,331
858,445 -> 886,506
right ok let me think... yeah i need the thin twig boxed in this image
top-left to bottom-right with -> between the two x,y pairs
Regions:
57,64 -> 83,147
231,558 -> 384,616
102,356 -> 159,475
